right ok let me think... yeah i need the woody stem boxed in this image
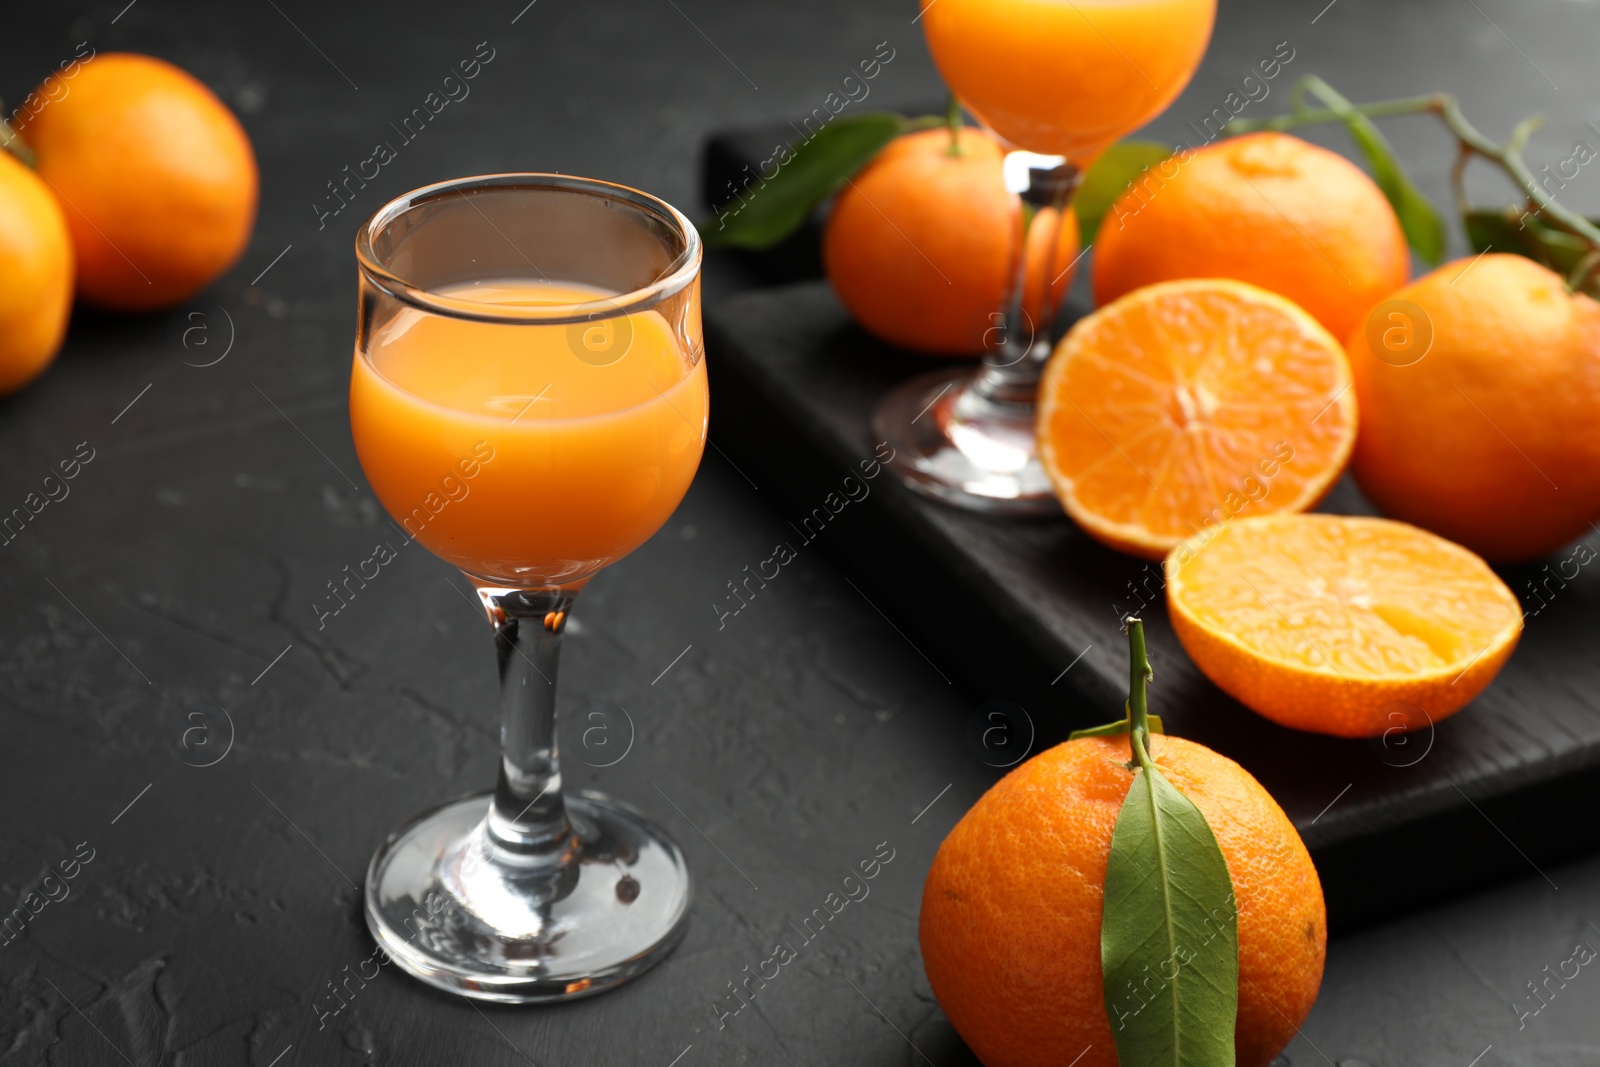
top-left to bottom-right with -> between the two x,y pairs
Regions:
1229,78 -> 1600,258
1125,617 -> 1155,771
1229,91 -> 1439,130
0,112 -> 36,169
1433,95 -> 1600,251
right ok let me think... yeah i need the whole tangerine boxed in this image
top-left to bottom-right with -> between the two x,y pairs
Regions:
0,149 -> 73,394
16,52 -> 258,312
920,732 -> 1325,1067
824,125 -> 1079,356
1348,253 -> 1600,561
1092,131 -> 1408,342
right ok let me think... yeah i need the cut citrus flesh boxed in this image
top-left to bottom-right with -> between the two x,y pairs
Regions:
1166,514 -> 1523,737
1037,278 -> 1357,558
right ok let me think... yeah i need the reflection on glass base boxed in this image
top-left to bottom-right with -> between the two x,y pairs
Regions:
364,791 -> 691,1003
872,365 -> 1061,515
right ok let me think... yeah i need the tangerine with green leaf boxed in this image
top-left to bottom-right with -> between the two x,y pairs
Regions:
823,124 -> 1079,356
919,622 -> 1325,1067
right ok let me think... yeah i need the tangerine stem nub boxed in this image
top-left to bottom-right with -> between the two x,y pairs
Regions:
1124,616 -> 1156,770
0,114 -> 37,170
944,93 -> 963,156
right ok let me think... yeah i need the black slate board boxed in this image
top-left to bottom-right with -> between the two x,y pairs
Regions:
705,279 -> 1600,932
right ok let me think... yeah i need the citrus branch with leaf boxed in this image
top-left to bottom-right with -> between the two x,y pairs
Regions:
709,75 -> 1600,300
1073,619 -> 1240,1066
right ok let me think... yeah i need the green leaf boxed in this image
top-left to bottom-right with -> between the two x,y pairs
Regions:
1069,714 -> 1165,741
1463,205 -> 1600,289
702,111 -> 911,251
1102,760 -> 1238,1067
1299,78 -> 1446,265
1076,140 -> 1172,246
1520,217 -> 1600,281
1344,120 -> 1448,265
1461,206 -> 1525,257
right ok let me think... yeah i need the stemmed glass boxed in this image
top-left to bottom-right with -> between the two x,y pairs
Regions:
873,0 -> 1216,512
350,175 -> 705,1001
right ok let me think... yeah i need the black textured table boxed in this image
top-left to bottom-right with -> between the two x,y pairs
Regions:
2,1 -> 1598,1065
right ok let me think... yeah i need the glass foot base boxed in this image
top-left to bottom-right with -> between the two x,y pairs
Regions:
364,791 -> 691,1003
872,365 -> 1061,515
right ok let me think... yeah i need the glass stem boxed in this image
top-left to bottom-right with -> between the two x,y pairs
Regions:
974,153 -> 1082,405
477,584 -> 582,863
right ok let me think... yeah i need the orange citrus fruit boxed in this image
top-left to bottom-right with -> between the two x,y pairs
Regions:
1167,513 -> 1522,737
0,148 -> 73,394
16,52 -> 258,311
920,733 -> 1325,1067
1092,132 -> 1409,342
1037,278 -> 1356,558
1348,253 -> 1600,561
824,125 -> 1079,356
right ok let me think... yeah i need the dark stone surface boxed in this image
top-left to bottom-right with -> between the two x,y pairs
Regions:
0,0 -> 1596,1065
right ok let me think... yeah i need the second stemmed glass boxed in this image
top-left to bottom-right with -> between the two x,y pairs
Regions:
873,0 -> 1216,513
350,174 -> 706,1001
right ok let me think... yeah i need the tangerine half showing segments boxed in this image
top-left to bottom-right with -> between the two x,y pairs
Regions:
1166,514 -> 1522,737
1037,278 -> 1356,558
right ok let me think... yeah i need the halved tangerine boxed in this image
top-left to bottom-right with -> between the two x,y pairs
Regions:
1166,514 -> 1523,737
1037,278 -> 1356,557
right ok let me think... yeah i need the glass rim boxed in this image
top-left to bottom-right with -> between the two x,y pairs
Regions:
354,173 -> 702,326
